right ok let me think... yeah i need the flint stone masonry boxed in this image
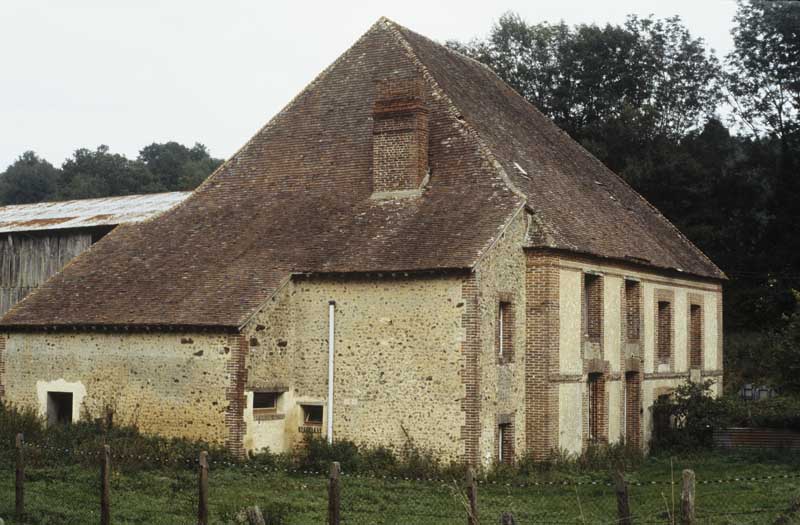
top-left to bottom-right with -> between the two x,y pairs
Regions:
2,332 -> 233,443
243,274 -> 465,459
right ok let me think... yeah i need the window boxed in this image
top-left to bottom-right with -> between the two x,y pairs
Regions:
302,404 -> 323,426
624,280 -> 641,342
497,301 -> 513,362
587,373 -> 604,442
656,301 -> 673,363
689,304 -> 703,369
46,392 -> 73,427
498,422 -> 514,465
253,392 -> 279,414
583,274 -> 602,342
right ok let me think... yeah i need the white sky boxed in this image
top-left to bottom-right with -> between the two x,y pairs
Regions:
0,0 -> 739,170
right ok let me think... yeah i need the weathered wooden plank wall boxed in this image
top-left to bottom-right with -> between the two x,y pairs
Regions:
0,232 -> 93,316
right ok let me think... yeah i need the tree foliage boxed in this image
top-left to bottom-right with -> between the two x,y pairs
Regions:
0,142 -> 222,205
450,3 -> 800,392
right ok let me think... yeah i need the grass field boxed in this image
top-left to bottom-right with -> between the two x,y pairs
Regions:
1,450 -> 799,524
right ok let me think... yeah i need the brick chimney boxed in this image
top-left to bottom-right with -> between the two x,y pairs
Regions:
371,78 -> 429,196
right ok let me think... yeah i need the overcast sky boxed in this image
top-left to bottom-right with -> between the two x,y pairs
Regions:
0,0 -> 739,171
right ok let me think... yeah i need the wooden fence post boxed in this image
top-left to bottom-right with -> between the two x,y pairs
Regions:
466,466 -> 478,525
198,451 -> 209,525
614,470 -> 632,525
680,469 -> 696,525
246,506 -> 266,525
15,433 -> 24,519
100,444 -> 111,525
500,511 -> 516,524
328,462 -> 341,525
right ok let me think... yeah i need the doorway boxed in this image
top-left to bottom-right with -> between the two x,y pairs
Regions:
47,391 -> 73,426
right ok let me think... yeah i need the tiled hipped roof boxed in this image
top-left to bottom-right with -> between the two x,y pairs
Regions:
0,19 -> 723,330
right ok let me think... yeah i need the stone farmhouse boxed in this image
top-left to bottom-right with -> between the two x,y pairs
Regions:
0,19 -> 724,465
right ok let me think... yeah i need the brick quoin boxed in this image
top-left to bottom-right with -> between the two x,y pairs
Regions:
225,334 -> 248,458
525,251 -> 560,460
0,335 -> 5,400
460,273 -> 481,464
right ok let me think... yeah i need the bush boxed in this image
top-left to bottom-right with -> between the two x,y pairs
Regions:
650,380 -> 725,452
0,402 -> 235,470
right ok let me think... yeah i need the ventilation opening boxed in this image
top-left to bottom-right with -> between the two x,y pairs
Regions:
497,301 -> 514,362
47,392 -> 73,427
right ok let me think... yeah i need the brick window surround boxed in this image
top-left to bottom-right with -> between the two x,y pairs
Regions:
583,273 -> 603,343
496,297 -> 515,364
689,302 -> 703,369
624,280 -> 641,342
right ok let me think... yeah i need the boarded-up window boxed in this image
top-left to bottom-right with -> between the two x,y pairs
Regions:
497,301 -> 514,363
583,274 -> 602,342
587,373 -> 604,442
625,280 -> 641,342
690,304 -> 703,369
498,422 -> 514,465
657,301 -> 672,363
624,372 -> 641,448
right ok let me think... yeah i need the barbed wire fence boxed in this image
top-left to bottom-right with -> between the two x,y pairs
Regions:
4,433 -> 800,524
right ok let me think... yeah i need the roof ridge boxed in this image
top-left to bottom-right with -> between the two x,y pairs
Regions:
379,19 -> 528,266
414,29 -> 724,278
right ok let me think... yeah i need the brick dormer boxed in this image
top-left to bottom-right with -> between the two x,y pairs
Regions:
371,78 -> 429,197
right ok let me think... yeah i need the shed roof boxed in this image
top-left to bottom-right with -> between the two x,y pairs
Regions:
0,192 -> 190,234
0,19 -> 723,331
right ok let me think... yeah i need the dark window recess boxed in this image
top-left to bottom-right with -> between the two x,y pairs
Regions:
497,301 -> 514,362
624,280 -> 641,342
302,405 -> 323,426
657,301 -> 673,363
583,274 -> 602,342
253,392 -> 279,413
47,392 -> 73,427
498,423 -> 514,465
690,304 -> 703,368
587,373 -> 604,442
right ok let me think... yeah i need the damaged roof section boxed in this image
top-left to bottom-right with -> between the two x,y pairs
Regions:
0,192 -> 190,234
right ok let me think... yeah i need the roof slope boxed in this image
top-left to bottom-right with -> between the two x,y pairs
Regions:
0,192 -> 189,234
1,19 -> 722,330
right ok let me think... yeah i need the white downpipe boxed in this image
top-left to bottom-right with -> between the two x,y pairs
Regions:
327,300 -> 336,444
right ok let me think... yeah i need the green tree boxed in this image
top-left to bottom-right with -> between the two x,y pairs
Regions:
59,145 -> 158,200
0,151 -> 62,205
138,142 -> 222,191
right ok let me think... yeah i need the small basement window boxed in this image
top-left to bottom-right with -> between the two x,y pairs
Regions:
253,392 -> 279,414
302,404 -> 323,426
47,392 -> 73,427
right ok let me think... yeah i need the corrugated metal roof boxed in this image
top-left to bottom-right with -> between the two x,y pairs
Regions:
0,192 -> 190,233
